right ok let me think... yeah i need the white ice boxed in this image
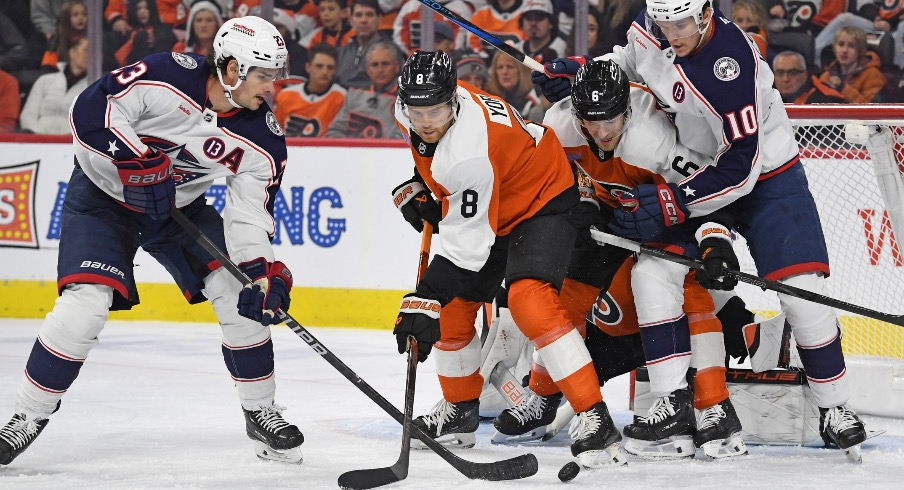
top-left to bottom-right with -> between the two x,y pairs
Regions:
1,319 -> 902,489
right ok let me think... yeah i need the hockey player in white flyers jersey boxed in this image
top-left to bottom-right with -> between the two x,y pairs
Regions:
536,0 -> 868,460
0,17 -> 304,466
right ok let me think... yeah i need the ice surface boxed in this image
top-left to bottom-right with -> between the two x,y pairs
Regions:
1,320 -> 902,489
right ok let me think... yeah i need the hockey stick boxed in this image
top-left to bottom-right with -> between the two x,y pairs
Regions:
338,224 -> 432,489
416,0 -> 545,72
589,228 -> 904,327
168,208 -> 538,482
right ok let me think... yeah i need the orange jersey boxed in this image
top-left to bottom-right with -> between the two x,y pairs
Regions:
274,82 -> 347,137
392,1 -> 474,52
105,0 -> 187,26
303,26 -> 356,48
468,4 -> 526,53
395,81 -> 574,272
542,83 -> 713,208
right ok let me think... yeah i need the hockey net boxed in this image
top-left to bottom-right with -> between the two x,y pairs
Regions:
732,105 -> 904,417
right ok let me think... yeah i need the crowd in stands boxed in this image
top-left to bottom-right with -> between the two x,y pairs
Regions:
1,0 -> 903,137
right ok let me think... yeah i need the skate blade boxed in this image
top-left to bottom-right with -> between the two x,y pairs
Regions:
253,441 -> 303,464
411,431 -> 476,450
490,426 -> 547,444
577,442 -> 628,469
844,444 -> 863,464
624,435 -> 695,460
700,433 -> 747,460
866,429 -> 886,441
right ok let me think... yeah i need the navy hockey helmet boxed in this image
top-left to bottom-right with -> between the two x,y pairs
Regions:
398,51 -> 458,107
571,60 -> 630,122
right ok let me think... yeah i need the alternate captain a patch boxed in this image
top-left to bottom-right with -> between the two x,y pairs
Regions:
714,57 -> 740,81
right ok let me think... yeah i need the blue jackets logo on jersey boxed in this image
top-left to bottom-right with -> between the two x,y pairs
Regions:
714,57 -> 741,81
171,52 -> 198,69
139,135 -> 206,185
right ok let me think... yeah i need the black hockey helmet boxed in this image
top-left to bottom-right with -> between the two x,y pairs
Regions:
398,50 -> 458,107
571,59 -> 630,121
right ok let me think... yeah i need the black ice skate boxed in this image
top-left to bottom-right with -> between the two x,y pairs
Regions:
743,312 -> 792,372
411,398 -> 479,449
244,404 -> 304,463
623,388 -> 695,459
0,413 -> 49,465
568,401 -> 626,468
820,405 -> 867,463
694,398 -> 748,459
491,392 -> 563,444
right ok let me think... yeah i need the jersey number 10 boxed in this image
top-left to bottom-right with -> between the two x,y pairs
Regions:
725,104 -> 757,141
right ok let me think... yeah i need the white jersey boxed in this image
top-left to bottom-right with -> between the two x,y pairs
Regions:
604,9 -> 799,217
542,84 -> 712,208
69,52 -> 288,264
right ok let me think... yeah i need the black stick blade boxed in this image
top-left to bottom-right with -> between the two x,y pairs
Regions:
338,465 -> 404,490
469,453 -> 538,481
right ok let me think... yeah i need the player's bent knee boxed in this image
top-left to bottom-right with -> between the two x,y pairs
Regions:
40,283 -> 113,357
777,273 -> 837,346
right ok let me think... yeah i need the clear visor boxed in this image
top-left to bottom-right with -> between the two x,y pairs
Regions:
403,101 -> 456,135
243,64 -> 290,83
571,107 -> 631,146
644,12 -> 704,42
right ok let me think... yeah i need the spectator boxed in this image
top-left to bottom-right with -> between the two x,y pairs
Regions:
0,68 -> 20,131
732,0 -> 769,57
468,0 -> 527,55
485,49 -> 543,121
172,1 -> 223,57
275,43 -> 346,137
272,8 -> 310,79
41,0 -> 86,69
21,37 -> 88,134
110,0 -> 178,68
392,0 -> 473,53
275,0 -> 321,40
0,11 -> 29,74
773,50 -> 844,104
31,0 -> 65,42
820,26 -> 887,103
105,0 -> 190,36
301,0 -> 354,48
327,39 -> 402,138
594,0 -> 643,56
514,0 -> 565,61
433,22 -> 457,56
456,52 -> 489,90
337,0 -> 393,89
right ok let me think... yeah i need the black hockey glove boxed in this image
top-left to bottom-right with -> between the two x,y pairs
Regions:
392,178 -> 441,233
393,293 -> 441,362
695,222 -> 740,291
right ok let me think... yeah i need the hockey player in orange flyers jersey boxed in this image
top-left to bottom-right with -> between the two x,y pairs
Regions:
389,50 -> 626,469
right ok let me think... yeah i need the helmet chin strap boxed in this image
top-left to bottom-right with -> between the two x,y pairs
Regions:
216,65 -> 245,109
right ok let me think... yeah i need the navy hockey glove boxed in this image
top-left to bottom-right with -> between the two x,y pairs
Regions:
237,258 -> 293,326
609,183 -> 689,242
531,56 -> 587,103
113,148 -> 175,220
695,222 -> 739,291
391,178 -> 441,233
393,293 -> 441,362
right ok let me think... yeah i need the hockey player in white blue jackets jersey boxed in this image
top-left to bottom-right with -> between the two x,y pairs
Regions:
0,17 -> 305,466
535,0 -> 868,460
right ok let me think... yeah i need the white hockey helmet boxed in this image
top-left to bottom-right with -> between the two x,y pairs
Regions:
645,0 -> 711,41
213,16 -> 289,101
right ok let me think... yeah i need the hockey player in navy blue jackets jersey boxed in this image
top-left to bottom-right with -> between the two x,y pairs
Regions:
0,17 -> 305,466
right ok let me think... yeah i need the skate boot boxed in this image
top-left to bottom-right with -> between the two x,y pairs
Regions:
0,413 -> 50,465
244,404 -> 304,463
568,401 -> 626,469
820,405 -> 867,463
743,312 -> 792,372
411,398 -> 479,449
491,392 -> 563,443
694,398 -> 748,459
623,388 -> 695,459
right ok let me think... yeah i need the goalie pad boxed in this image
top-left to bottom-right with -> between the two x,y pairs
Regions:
478,303 -> 534,417
634,366 -> 821,445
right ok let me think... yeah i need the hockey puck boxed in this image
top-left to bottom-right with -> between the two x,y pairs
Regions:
558,461 -> 580,482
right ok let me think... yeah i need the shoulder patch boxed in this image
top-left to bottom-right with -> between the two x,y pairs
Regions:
171,52 -> 198,69
266,111 -> 284,136
713,57 -> 740,81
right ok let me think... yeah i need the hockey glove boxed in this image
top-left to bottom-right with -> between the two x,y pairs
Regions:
237,258 -> 293,326
391,178 -> 441,233
608,183 -> 689,242
393,293 -> 441,362
113,148 -> 175,220
695,222 -> 739,290
530,56 -> 587,103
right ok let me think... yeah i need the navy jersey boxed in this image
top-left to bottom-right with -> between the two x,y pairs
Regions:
605,9 -> 799,217
69,52 -> 288,264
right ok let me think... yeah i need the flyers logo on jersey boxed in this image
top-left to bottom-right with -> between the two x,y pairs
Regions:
476,94 -> 512,127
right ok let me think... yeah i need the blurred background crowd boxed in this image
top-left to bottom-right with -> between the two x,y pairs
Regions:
0,0 -> 901,138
